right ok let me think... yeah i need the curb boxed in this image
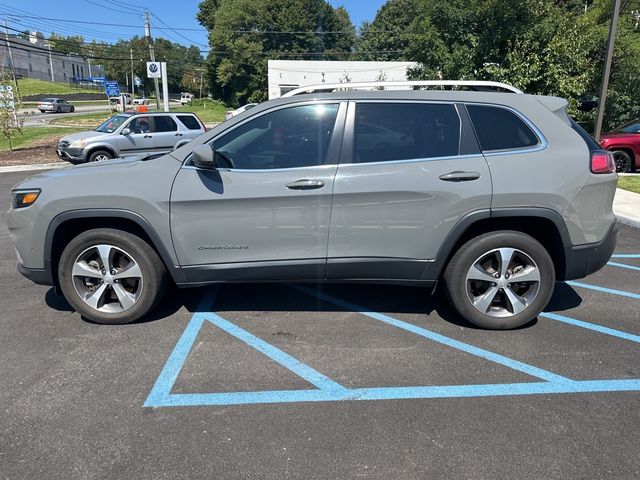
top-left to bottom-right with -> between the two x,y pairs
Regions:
613,188 -> 640,229
616,214 -> 640,229
0,163 -> 68,174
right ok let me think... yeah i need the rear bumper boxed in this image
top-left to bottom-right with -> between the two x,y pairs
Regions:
563,220 -> 619,280
17,263 -> 53,286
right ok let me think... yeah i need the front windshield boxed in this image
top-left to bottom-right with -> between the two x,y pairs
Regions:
95,114 -> 131,133
614,121 -> 640,133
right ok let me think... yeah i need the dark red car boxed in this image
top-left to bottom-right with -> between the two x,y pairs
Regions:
599,119 -> 640,172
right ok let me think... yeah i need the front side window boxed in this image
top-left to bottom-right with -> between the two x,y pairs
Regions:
95,114 -> 131,133
467,105 -> 539,152
128,116 -> 151,134
153,116 -> 177,132
210,104 -> 339,170
353,103 -> 460,163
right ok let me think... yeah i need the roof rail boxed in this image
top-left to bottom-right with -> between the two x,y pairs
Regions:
281,80 -> 524,97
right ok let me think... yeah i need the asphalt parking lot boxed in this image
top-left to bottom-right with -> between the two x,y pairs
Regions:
1,170 -> 639,479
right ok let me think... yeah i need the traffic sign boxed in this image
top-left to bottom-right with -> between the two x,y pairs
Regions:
134,76 -> 143,87
104,81 -> 120,97
147,62 -> 161,79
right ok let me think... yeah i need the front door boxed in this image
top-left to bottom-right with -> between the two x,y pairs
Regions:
117,115 -> 155,155
170,102 -> 345,281
327,101 -> 492,280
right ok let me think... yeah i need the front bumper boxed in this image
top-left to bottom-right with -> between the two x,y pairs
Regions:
56,146 -> 85,163
563,220 -> 619,280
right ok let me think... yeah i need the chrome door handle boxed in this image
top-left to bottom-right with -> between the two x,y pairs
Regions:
286,179 -> 325,190
143,135 -> 153,138
175,133 -> 183,136
439,171 -> 481,182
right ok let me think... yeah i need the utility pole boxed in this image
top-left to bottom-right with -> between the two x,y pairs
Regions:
46,43 -> 54,82
130,48 -> 135,99
3,20 -> 20,96
196,67 -> 204,99
594,0 -> 621,141
145,11 -> 161,109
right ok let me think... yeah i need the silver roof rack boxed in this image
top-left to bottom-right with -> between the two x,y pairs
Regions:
281,80 -> 524,97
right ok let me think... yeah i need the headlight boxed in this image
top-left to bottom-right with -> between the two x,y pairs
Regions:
69,139 -> 86,148
11,189 -> 40,209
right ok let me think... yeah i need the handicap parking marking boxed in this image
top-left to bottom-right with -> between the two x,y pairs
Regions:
540,312 -> 640,344
145,282 -> 640,408
607,261 -> 640,272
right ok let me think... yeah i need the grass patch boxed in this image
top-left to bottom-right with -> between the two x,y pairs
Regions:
618,175 -> 640,194
0,127 -> 82,151
17,79 -> 101,97
174,99 -> 227,123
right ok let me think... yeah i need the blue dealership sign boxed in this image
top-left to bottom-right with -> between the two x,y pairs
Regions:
104,81 -> 120,97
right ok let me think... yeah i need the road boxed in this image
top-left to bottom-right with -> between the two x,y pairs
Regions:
1,169 -> 639,479
20,104 -> 112,127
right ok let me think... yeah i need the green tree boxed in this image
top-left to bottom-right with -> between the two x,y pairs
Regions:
198,0 -> 356,105
357,0 -> 418,60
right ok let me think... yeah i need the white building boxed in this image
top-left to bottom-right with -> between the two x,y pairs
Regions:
0,32 -> 103,87
268,60 -> 418,99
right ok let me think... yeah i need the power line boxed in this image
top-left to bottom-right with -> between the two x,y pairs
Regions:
83,0 -> 142,17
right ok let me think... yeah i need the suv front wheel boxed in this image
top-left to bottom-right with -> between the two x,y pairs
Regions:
58,228 -> 167,324
443,231 -> 555,329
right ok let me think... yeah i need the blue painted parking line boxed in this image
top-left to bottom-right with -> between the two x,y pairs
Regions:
540,312 -> 640,343
566,281 -> 640,299
145,283 -> 640,408
611,254 -> 640,259
290,285 -> 570,383
607,261 -> 640,272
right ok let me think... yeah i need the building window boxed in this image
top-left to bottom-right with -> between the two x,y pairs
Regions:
63,61 -> 65,68
81,66 -> 84,77
28,63 -> 32,72
64,73 -> 67,80
72,64 -> 75,75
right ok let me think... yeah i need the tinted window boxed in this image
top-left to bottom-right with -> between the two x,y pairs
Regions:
128,116 -> 151,134
177,115 -> 202,130
353,103 -> 460,163
467,105 -> 539,151
153,116 -> 177,132
210,104 -> 339,170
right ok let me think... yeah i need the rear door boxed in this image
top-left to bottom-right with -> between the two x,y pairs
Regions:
327,101 -> 492,280
151,115 -> 181,151
170,101 -> 346,281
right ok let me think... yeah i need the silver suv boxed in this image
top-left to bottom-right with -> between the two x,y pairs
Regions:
56,111 -> 206,163
8,81 -> 619,329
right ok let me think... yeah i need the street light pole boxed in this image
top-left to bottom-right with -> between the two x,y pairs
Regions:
594,0 -> 621,141
145,11 -> 161,109
47,44 -> 54,82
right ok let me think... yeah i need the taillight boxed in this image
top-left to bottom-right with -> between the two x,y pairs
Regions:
591,150 -> 616,174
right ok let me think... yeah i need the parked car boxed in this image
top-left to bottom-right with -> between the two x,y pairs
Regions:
225,103 -> 257,120
109,93 -> 133,105
8,81 -> 618,328
37,98 -> 75,113
599,119 -> 640,172
180,93 -> 194,105
55,111 -> 206,163
133,97 -> 150,106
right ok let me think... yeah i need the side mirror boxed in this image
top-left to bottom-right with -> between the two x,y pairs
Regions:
192,144 -> 217,169
122,128 -> 131,135
174,138 -> 192,150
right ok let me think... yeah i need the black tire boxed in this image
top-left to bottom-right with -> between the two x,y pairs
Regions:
443,231 -> 555,330
56,106 -> 61,113
58,228 -> 168,324
70,106 -> 75,113
39,110 -> 45,113
88,149 -> 113,162
612,149 -> 633,173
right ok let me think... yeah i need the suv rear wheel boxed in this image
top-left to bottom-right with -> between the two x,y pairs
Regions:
58,228 -> 167,324
443,231 -> 555,329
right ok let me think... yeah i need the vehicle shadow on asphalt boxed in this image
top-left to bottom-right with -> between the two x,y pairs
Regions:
44,281 -> 583,329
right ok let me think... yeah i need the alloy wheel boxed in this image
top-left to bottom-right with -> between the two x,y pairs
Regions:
72,244 -> 143,313
465,247 -> 541,318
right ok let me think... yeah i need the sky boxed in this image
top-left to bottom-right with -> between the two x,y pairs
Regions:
1,0 -> 386,50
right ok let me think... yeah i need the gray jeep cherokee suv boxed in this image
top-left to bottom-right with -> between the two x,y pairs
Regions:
8,82 -> 619,329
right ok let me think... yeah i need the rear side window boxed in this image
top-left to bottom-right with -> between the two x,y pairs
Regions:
353,103 -> 460,163
467,105 -> 539,152
177,115 -> 202,130
153,116 -> 177,132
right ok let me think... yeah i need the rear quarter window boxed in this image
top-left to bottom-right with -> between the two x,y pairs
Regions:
177,115 -> 203,130
467,105 -> 539,152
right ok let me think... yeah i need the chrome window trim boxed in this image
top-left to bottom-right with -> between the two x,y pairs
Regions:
336,153 -> 485,168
